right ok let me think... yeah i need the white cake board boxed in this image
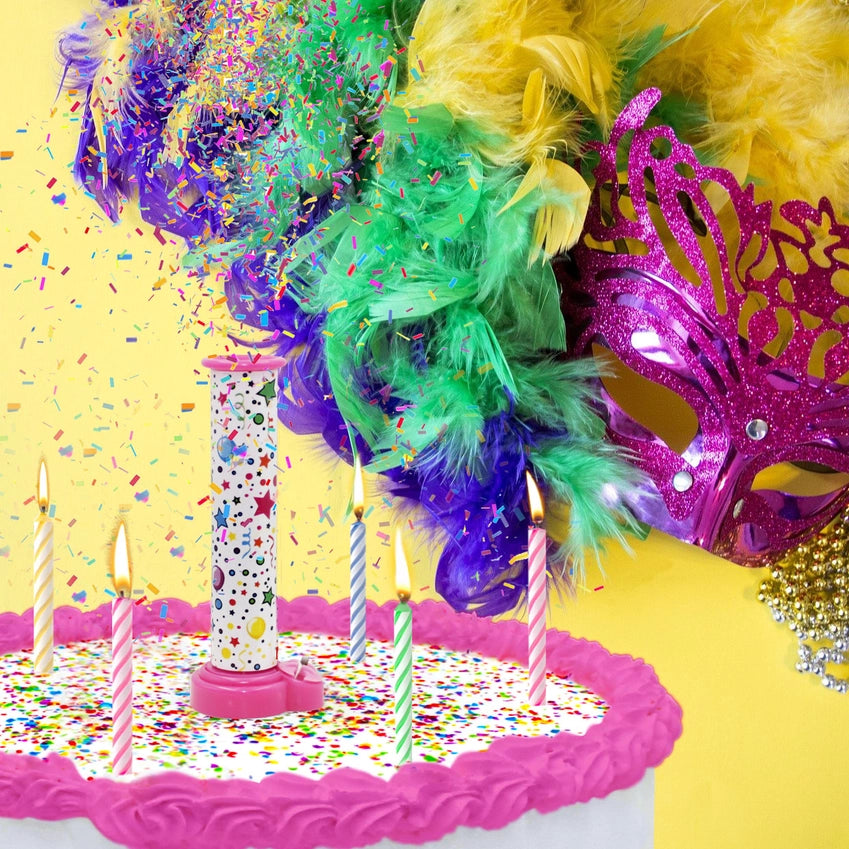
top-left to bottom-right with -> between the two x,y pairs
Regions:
0,769 -> 654,849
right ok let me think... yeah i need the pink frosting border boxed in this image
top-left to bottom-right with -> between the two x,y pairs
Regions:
0,597 -> 682,849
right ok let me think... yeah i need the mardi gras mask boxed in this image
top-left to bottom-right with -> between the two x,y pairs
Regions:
563,88 -> 849,565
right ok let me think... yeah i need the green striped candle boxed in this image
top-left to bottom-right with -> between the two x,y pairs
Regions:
393,529 -> 413,766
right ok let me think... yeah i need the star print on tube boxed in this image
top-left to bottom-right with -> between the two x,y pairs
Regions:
257,381 -> 276,403
253,490 -> 274,518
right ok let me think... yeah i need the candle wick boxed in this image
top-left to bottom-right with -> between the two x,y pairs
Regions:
397,591 -> 410,603
354,507 -> 364,521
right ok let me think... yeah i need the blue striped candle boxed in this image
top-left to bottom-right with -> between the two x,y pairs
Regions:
349,458 -> 367,662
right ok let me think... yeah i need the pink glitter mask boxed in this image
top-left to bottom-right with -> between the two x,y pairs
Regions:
565,88 -> 849,565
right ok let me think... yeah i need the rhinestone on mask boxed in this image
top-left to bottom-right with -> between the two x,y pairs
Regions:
672,470 -> 693,492
745,419 -> 769,441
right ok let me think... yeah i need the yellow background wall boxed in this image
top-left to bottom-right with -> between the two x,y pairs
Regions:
1,3 -> 846,848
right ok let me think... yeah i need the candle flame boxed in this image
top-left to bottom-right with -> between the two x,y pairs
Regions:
526,471 -> 544,524
112,520 -> 132,597
394,528 -> 411,602
352,456 -> 365,521
37,459 -> 49,513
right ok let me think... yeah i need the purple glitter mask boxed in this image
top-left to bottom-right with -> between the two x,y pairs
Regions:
564,89 -> 849,565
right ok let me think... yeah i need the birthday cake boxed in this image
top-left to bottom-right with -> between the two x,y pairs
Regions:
0,595 -> 681,849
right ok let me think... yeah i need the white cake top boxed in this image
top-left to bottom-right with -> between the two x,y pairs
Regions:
0,631 -> 608,781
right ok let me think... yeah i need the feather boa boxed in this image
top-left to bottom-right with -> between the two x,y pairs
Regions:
56,0 -> 849,614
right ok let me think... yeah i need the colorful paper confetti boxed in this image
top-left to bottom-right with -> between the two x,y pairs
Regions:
0,631 -> 607,781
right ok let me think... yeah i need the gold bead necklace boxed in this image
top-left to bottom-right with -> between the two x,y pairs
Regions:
759,511 -> 849,693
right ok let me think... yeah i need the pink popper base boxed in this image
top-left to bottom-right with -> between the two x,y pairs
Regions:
190,660 -> 324,718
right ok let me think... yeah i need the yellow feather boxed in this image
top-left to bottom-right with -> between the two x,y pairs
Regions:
529,159 -> 592,262
519,35 -> 600,117
398,0 -> 620,166
521,67 -> 547,128
499,157 -> 547,215
635,0 -> 849,220
467,0 -> 849,225
514,68 -> 563,164
499,157 -> 590,260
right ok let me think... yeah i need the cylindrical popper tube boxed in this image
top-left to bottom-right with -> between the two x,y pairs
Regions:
205,355 -> 285,672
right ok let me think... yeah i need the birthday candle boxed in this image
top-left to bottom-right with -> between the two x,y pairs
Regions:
394,529 -> 413,765
526,471 -> 547,706
349,457 -> 366,662
33,459 -> 53,675
111,520 -> 133,775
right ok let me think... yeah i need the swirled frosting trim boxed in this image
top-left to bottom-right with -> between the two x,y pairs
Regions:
0,597 -> 682,848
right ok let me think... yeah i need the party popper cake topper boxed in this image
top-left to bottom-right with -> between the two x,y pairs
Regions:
206,356 -> 282,673
191,354 -> 324,718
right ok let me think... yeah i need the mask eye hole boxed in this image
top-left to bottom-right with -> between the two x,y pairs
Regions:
731,464 -> 849,563
593,342 -> 699,456
751,462 -> 849,500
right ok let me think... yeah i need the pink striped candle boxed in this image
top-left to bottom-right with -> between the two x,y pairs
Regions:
526,472 -> 547,706
33,459 -> 54,675
111,520 -> 133,775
